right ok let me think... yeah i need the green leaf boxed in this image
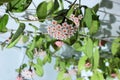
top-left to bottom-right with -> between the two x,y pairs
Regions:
72,41 -> 82,51
34,64 -> 44,77
78,56 -> 88,72
66,5 -> 74,18
37,1 -> 47,22
48,0 -> 60,15
92,4 -> 99,13
111,37 -> 120,55
91,70 -> 104,80
7,0 -> 32,12
83,8 -> 93,28
59,0 -> 64,9
28,38 -> 36,51
0,14 -> 8,33
57,71 -> 64,80
7,23 -> 25,48
77,78 -> 84,80
89,20 -> 100,34
53,0 -> 59,12
47,1 -> 54,11
93,47 -> 99,69
26,50 -> 34,59
0,0 -> 14,3
83,38 -> 93,58
37,58 -> 43,66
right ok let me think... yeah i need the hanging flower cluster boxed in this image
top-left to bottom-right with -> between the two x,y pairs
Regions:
47,14 -> 82,40
16,69 -> 34,80
21,69 -> 34,79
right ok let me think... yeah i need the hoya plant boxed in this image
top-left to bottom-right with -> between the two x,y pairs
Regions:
0,0 -> 120,80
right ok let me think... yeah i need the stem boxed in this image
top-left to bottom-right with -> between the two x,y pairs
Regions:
64,0 -> 72,4
7,11 -> 20,23
32,1 -> 37,8
79,0 -> 81,8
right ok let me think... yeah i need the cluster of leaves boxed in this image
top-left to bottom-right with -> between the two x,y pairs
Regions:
0,0 -> 120,80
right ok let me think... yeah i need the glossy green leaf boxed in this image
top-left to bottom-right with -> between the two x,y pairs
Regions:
77,78 -> 83,80
34,64 -> 44,77
64,76 -> 71,80
47,1 -> 54,11
83,8 -> 93,28
28,38 -> 36,51
48,0 -> 60,15
0,0 -> 14,3
0,14 -> 8,33
57,71 -> 64,80
53,0 -> 59,12
93,47 -> 99,69
89,20 -> 100,34
59,0 -> 64,9
111,37 -> 120,55
37,58 -> 43,66
66,5 -> 74,18
92,4 -> 99,13
91,70 -> 104,80
83,38 -> 93,58
78,56 -> 88,72
37,1 -> 47,22
7,23 -> 25,48
7,0 -> 32,12
72,41 -> 82,51
26,50 -> 33,59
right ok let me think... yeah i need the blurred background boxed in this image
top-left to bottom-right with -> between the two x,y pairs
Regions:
0,0 -> 120,80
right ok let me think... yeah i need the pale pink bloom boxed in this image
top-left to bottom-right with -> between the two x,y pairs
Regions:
55,41 -> 64,48
39,50 -> 47,57
28,15 -> 38,21
64,73 -> 70,78
111,73 -> 117,78
34,49 -> 46,57
70,14 -> 75,20
68,69 -> 77,76
52,20 -> 57,25
56,24 -> 62,30
78,15 -> 83,20
62,29 -> 68,34
62,22 -> 68,27
21,70 -> 34,79
16,76 -> 23,80
85,62 -> 92,68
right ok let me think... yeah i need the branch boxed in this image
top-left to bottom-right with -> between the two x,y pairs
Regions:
64,0 -> 72,4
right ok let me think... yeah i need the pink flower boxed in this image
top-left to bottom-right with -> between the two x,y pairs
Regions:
55,41 -> 64,48
111,73 -> 117,78
16,76 -> 23,80
52,20 -> 57,25
21,70 -> 34,79
68,69 -> 77,76
64,73 -> 70,78
78,15 -> 83,20
85,62 -> 92,68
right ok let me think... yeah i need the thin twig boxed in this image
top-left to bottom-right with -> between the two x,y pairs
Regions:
64,0 -> 72,4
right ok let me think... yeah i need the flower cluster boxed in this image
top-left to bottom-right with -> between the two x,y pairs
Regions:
21,69 -> 34,79
70,14 -> 83,27
47,14 -> 82,40
34,48 -> 47,58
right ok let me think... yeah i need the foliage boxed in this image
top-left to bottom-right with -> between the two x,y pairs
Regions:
0,0 -> 120,80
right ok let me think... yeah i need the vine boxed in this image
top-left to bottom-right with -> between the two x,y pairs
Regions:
0,0 -> 120,80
